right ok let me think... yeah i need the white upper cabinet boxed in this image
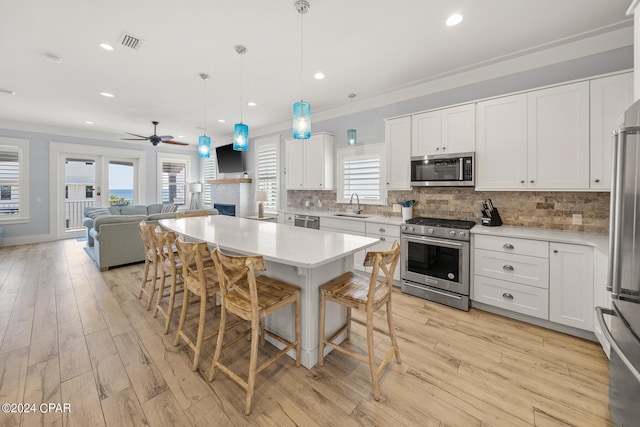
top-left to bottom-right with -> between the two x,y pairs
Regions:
476,81 -> 590,190
527,81 -> 590,189
590,72 -> 634,190
476,94 -> 528,189
411,104 -> 475,157
385,116 -> 411,190
285,132 -> 334,190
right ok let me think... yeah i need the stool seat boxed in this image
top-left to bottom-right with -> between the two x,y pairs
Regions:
320,272 -> 389,308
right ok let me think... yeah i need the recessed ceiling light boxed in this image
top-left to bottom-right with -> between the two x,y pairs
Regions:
0,88 -> 15,95
85,121 -> 94,125
217,119 -> 226,123
446,13 -> 463,26
44,53 -> 63,63
247,101 -> 257,107
314,72 -> 325,80
99,92 -> 115,98
99,43 -> 114,51
177,135 -> 184,138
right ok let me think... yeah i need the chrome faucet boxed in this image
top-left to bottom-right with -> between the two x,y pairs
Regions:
349,192 -> 362,214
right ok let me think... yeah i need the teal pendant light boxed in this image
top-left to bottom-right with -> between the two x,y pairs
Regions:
347,93 -> 357,145
293,0 -> 311,139
233,45 -> 248,151
198,73 -> 211,158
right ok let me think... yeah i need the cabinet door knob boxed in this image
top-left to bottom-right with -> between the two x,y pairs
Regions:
595,179 -> 600,183
436,147 -> 440,151
380,237 -> 386,241
553,249 -> 558,253
502,293 -> 514,299
530,180 -> 535,184
379,228 -> 385,232
503,243 -> 514,250
503,264 -> 514,271
520,180 -> 525,184
442,147 -> 446,151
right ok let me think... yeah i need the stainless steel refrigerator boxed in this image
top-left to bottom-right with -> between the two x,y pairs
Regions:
596,98 -> 640,426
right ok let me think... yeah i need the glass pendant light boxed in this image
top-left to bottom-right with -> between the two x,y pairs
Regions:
198,73 -> 211,158
233,45 -> 249,151
347,93 -> 357,145
293,0 -> 311,139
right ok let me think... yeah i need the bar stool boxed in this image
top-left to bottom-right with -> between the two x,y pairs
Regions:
152,227 -> 185,334
137,220 -> 160,310
208,246 -> 301,415
175,211 -> 209,219
318,241 -> 401,401
173,238 -> 225,371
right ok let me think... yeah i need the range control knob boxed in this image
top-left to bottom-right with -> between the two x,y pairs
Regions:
458,231 -> 466,238
449,230 -> 456,236
428,228 -> 434,234
401,225 -> 407,231
408,226 -> 415,232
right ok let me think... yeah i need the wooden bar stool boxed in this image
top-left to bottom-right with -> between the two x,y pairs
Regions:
152,227 -> 185,334
175,211 -> 209,218
173,238 -> 222,371
318,241 -> 401,401
137,220 -> 160,310
208,246 -> 301,415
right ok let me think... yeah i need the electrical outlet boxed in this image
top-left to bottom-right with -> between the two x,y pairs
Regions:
392,203 -> 401,213
572,214 -> 582,225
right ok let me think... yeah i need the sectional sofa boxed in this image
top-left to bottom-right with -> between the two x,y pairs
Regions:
83,204 -> 217,270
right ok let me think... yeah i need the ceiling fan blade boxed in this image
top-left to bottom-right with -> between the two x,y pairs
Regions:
158,135 -> 174,141
121,137 -> 148,140
163,140 -> 190,146
125,132 -> 149,139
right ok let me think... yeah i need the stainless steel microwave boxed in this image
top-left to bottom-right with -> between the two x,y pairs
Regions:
410,152 -> 475,187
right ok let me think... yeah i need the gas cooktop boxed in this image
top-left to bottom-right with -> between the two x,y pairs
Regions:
404,217 -> 477,230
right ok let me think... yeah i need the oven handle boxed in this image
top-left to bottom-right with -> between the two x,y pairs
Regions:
402,234 -> 464,250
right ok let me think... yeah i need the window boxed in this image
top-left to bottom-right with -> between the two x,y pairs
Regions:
254,136 -> 280,213
0,137 -> 29,223
336,143 -> 385,205
85,185 -> 93,198
202,156 -> 216,208
157,154 -> 190,206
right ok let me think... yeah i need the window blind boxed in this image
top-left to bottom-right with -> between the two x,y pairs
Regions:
203,157 -> 216,208
0,150 -> 20,213
342,157 -> 381,201
256,145 -> 278,212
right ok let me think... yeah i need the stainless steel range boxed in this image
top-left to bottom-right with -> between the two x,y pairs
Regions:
400,217 -> 476,311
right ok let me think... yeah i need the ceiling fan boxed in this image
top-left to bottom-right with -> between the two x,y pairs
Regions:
122,121 -> 188,146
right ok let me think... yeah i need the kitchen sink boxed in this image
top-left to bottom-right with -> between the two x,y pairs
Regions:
332,213 -> 369,219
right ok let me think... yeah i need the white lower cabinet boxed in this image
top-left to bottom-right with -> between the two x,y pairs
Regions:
549,243 -> 594,331
364,222 -> 401,281
278,212 -> 295,225
474,233 -> 599,334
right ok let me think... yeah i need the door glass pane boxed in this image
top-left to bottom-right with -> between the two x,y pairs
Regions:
109,161 -> 134,206
407,241 -> 460,282
65,158 -> 95,231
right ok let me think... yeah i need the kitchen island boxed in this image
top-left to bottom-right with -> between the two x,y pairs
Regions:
159,215 -> 380,368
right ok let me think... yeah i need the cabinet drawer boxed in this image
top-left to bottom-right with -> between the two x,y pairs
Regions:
474,249 -> 549,289
474,234 -> 549,258
473,275 -> 549,319
321,217 -> 366,233
365,222 -> 400,238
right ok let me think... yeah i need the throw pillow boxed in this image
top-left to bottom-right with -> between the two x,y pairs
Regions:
161,204 -> 177,213
86,207 -> 111,219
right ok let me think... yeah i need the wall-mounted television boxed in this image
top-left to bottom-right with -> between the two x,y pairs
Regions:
215,143 -> 245,173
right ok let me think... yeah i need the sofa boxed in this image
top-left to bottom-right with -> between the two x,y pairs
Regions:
83,204 -> 218,271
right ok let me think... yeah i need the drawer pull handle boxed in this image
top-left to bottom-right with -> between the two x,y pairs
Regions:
503,243 -> 514,250
553,249 -> 558,253
503,265 -> 514,271
379,237 -> 386,241
379,228 -> 385,232
502,293 -> 514,299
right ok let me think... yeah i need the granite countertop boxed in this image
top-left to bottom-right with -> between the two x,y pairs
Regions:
159,215 -> 379,269
471,224 -> 609,254
279,208 -> 404,226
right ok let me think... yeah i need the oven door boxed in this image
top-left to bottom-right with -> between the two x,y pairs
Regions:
401,234 -> 470,295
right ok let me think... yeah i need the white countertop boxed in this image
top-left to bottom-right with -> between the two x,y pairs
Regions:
471,224 -> 609,254
159,215 -> 380,269
279,208 -> 404,226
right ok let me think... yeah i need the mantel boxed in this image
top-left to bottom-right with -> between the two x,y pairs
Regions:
207,178 -> 252,184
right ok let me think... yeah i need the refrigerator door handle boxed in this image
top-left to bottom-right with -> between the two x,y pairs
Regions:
596,306 -> 640,383
608,130 -> 625,296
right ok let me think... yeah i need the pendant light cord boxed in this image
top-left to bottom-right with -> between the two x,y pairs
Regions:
240,52 -> 244,123
300,11 -> 304,102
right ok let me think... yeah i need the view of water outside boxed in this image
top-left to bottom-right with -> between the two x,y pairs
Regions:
109,163 -> 134,205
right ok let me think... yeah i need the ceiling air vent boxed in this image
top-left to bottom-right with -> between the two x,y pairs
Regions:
118,32 -> 145,50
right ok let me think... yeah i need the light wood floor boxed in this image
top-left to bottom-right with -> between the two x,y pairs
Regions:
0,239 -> 612,426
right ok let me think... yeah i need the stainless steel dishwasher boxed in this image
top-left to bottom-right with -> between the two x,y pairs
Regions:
294,214 -> 320,229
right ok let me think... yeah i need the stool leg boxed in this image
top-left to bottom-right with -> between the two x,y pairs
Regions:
346,307 -> 352,341
139,258 -> 150,299
163,271 -> 178,335
174,287 -> 190,346
192,291 -> 208,371
245,316 -> 260,415
386,298 -> 401,364
207,303 -> 227,382
146,260 -> 158,310
153,268 -> 167,318
318,290 -> 326,367
366,307 -> 380,401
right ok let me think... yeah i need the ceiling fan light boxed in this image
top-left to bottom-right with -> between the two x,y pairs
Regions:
198,135 -> 211,158
293,101 -> 311,139
233,123 -> 248,151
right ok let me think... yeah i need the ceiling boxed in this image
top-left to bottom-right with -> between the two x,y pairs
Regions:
0,0 -> 634,148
